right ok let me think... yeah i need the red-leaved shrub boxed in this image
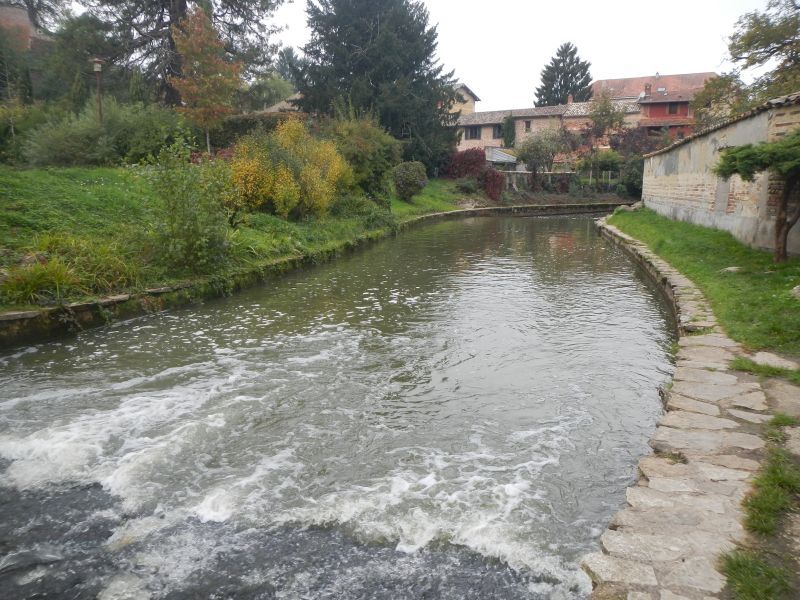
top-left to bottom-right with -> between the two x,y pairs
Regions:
480,168 -> 505,201
446,148 -> 486,178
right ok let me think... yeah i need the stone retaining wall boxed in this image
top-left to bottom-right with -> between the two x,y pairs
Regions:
585,216 -> 771,599
0,202 -> 631,350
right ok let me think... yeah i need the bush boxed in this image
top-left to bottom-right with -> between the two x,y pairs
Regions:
24,99 -> 187,166
145,141 -> 230,271
393,161 -> 428,201
321,113 -> 401,202
0,102 -> 63,164
209,111 -> 290,149
455,177 -> 479,194
446,148 -> 486,178
329,193 -> 397,231
594,149 -> 622,172
230,119 -> 351,220
620,155 -> 645,199
480,168 -> 505,201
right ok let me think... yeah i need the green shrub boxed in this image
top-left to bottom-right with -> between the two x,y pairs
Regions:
392,161 -> 428,201
24,99 -> 187,166
1,257 -> 80,305
321,113 -> 401,202
620,155 -> 645,199
146,141 -> 231,271
210,111 -> 290,149
595,149 -> 622,172
0,102 -> 63,164
329,194 -> 397,230
455,177 -> 479,194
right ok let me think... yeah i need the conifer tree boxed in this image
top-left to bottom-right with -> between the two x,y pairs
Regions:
534,42 -> 592,107
295,0 -> 458,172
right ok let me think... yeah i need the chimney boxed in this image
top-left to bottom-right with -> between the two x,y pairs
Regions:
567,94 -> 573,104
644,83 -> 652,96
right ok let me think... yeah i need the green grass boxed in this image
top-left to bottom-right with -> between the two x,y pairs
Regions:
721,550 -> 792,600
731,357 -> 800,385
389,179 -> 462,218
0,166 -> 466,310
608,209 -> 800,357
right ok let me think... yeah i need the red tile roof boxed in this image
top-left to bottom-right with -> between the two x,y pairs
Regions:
592,72 -> 716,99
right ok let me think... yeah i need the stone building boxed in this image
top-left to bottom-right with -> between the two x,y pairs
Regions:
642,91 -> 800,255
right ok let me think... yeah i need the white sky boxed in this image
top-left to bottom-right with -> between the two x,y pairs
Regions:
272,0 -> 769,111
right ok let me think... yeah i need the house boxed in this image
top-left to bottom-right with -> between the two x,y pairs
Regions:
592,72 -> 715,139
453,83 -> 480,115
456,72 -> 715,152
456,97 -> 639,152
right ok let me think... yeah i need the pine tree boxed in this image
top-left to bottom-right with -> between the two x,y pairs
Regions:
295,0 -> 458,172
534,42 -> 592,107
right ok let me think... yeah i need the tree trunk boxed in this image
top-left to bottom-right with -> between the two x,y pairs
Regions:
206,129 -> 211,156
774,175 -> 799,263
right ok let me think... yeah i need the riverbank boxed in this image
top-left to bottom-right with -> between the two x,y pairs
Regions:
0,166 -> 634,348
584,210 -> 800,599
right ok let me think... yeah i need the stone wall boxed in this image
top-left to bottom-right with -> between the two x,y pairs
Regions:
642,95 -> 800,254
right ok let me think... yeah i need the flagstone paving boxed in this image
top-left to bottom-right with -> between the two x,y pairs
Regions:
583,218 -> 797,599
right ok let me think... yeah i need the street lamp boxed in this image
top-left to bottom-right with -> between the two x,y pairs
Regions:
91,57 -> 104,123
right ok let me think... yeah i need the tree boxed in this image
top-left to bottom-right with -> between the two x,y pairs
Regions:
501,115 -> 515,147
295,0 -> 459,173
587,89 -> 625,138
534,42 -> 592,107
85,0 -> 284,104
236,74 -> 294,112
169,8 -> 241,155
714,129 -> 800,262
516,127 -> 569,181
276,47 -> 306,87
729,0 -> 800,101
690,73 -> 754,131
6,0 -> 65,30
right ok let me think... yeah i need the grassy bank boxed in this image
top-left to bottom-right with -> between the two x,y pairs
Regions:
0,166 -> 465,311
608,209 -> 800,357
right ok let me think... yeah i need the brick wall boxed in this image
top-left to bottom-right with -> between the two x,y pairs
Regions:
642,102 -> 800,254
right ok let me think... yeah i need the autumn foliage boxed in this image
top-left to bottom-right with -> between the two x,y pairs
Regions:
230,119 -> 352,219
169,8 -> 242,153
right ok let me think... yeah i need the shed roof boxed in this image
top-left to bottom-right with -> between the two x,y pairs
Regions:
486,147 -> 517,164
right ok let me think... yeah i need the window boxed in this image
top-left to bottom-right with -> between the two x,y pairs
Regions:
524,120 -> 531,132
465,126 -> 481,140
677,131 -> 685,140
492,125 -> 503,139
668,102 -> 679,115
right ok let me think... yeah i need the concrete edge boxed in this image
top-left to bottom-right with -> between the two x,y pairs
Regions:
586,215 -> 769,599
0,202 -> 631,350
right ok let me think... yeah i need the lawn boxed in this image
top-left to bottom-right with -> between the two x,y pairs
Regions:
608,209 -> 800,357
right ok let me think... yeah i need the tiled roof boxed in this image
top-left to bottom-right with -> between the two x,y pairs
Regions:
592,72 -> 715,99
458,105 -> 567,125
639,91 -> 698,103
563,100 -> 640,117
454,83 -> 481,102
644,91 -> 800,157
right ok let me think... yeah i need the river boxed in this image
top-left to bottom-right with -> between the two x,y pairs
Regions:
0,215 -> 675,599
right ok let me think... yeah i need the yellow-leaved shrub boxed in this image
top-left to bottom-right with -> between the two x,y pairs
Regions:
232,118 -> 352,219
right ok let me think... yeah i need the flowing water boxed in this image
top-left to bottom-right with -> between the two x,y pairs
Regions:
0,216 -> 675,599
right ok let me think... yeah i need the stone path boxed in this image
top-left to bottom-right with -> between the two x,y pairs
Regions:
583,219 -> 798,599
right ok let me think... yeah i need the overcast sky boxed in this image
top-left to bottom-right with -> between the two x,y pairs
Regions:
272,0 -> 768,111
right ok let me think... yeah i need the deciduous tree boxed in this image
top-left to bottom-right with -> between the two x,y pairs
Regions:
534,42 -> 592,107
690,73 -> 754,131
714,129 -> 800,262
516,127 -> 569,181
729,0 -> 800,101
295,0 -> 459,172
588,89 -> 625,138
169,8 -> 241,155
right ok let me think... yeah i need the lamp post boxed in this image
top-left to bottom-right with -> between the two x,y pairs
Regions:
91,58 -> 104,123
